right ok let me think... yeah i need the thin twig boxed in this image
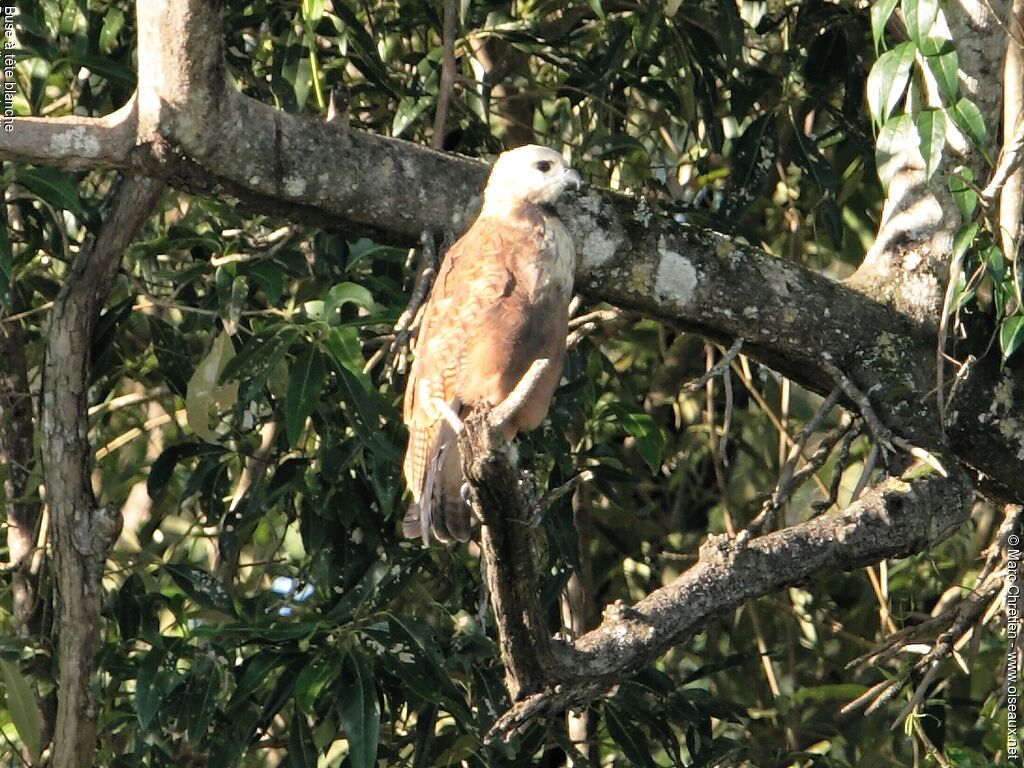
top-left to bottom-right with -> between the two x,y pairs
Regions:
821,353 -> 947,477
685,337 -> 744,392
431,0 -> 458,150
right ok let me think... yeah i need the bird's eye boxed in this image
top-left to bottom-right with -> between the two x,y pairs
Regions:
535,160 -> 552,172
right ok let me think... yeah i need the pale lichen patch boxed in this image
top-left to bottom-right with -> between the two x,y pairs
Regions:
570,196 -> 623,269
654,237 -> 697,306
49,126 -> 102,158
283,175 -> 306,197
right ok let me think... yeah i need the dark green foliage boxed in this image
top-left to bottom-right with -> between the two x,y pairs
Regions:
0,0 -> 1012,766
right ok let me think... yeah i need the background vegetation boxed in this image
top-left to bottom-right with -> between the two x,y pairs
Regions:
0,0 -> 1012,766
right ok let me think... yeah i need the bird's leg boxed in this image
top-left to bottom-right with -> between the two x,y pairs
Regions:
489,358 -> 551,442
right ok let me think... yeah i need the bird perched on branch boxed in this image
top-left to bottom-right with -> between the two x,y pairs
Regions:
402,145 -> 581,544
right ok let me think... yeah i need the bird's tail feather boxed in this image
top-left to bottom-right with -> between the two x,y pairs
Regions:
404,406 -> 471,544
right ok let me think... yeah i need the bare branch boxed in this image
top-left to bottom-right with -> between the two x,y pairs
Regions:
487,469 -> 973,742
0,101 -> 137,171
431,0 -> 458,150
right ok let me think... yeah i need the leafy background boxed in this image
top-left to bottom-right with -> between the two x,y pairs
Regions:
0,0 -> 1010,766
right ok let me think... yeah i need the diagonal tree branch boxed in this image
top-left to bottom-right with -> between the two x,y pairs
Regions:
483,466 -> 973,743
41,174 -> 165,768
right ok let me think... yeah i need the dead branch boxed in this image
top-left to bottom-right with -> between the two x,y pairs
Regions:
486,467 -> 972,743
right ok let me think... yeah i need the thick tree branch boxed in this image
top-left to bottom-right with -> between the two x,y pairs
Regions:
41,174 -> 165,768
0,100 -> 137,171
1,3 -> 1021,499
485,467 -> 974,742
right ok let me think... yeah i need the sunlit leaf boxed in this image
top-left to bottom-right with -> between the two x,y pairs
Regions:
1000,316 -> 1024,363
876,114 -> 916,191
619,411 -> 666,474
871,0 -> 900,48
922,41 -> 958,100
948,169 -> 978,219
0,659 -> 41,764
302,0 -> 325,26
99,7 -> 126,53
915,109 -> 946,180
324,281 -> 375,323
866,41 -> 916,127
296,653 -> 342,715
903,0 -> 940,47
949,97 -> 990,162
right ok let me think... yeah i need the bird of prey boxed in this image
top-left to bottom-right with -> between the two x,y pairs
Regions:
402,144 -> 581,544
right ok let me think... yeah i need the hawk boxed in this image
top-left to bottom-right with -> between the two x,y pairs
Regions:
402,145 -> 581,544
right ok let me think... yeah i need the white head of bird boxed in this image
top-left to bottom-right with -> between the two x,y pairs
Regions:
480,145 -> 582,218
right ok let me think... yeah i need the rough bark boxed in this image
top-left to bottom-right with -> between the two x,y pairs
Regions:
41,174 -> 165,768
460,412 -> 559,700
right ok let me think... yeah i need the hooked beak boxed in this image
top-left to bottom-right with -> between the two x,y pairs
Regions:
564,168 -> 582,191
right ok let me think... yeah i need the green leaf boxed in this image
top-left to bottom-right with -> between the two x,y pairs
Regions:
915,109 -> 946,180
323,325 -> 367,379
336,650 -> 380,768
332,361 -> 401,462
722,113 -> 776,219
790,683 -> 869,705
0,659 -> 41,764
287,708 -> 319,768
98,7 -> 125,53
301,0 -> 325,26
902,0 -> 939,47
219,325 -> 299,401
0,207 -> 11,306
295,653 -> 342,715
136,645 -> 169,729
792,131 -> 842,248
147,442 -> 220,498
164,563 -> 238,616
871,0 -> 900,48
184,657 -> 222,744
923,42 -> 958,100
286,346 -> 326,446
619,411 -> 666,474
952,223 -> 979,265
876,114 -> 916,191
948,170 -> 978,219
392,95 -> 431,138
606,704 -> 656,768
13,166 -> 84,217
949,98 -> 990,162
228,652 -> 286,708
866,41 -> 916,127
324,281 -> 375,323
1000,316 -> 1024,363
